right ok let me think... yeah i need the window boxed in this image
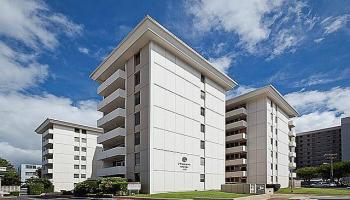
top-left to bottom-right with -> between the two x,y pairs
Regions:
134,112 -> 140,126
74,137 -> 79,142
276,176 -> 278,183
271,113 -> 273,122
134,71 -> 140,86
276,152 -> 278,159
74,174 -> 79,178
270,138 -> 273,145
135,132 -> 140,145
74,128 -> 80,133
270,126 -> 273,133
276,128 -> 278,135
200,157 -> 205,166
135,153 -> 140,165
271,151 -> 273,157
81,147 -> 86,152
74,165 -> 79,169
200,140 -> 205,149
135,173 -> 140,182
81,174 -> 86,178
275,116 -> 278,123
82,129 -> 87,134
200,107 -> 205,116
271,163 -> 273,170
81,156 -> 86,161
200,174 -> 205,182
271,101 -> 273,108
201,74 -> 205,83
275,140 -> 278,147
81,165 -> 86,170
200,124 -> 205,133
135,91 -> 140,106
275,164 -> 278,170
82,138 -> 87,143
200,90 -> 205,100
74,155 -> 79,160
134,52 -> 140,67
74,146 -> 79,151
271,176 -> 273,182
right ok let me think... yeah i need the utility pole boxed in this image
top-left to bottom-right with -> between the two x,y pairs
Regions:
324,153 -> 337,183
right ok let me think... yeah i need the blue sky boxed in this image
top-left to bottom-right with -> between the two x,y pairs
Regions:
0,0 -> 350,166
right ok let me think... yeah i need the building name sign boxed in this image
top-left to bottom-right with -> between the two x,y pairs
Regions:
178,157 -> 191,171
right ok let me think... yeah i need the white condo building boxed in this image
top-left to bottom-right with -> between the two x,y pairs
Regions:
90,16 -> 237,193
18,164 -> 42,183
35,119 -> 103,192
225,85 -> 298,188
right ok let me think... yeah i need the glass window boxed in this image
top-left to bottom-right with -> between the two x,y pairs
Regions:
271,163 -> 273,170
200,174 -> 205,182
201,74 -> 205,83
135,153 -> 140,165
74,155 -> 79,160
135,132 -> 140,146
134,52 -> 140,67
200,124 -> 205,133
74,146 -> 79,151
81,165 -> 86,170
74,128 -> 80,133
135,91 -> 140,106
81,174 -> 86,178
200,90 -> 205,100
82,138 -> 87,143
81,147 -> 86,152
74,174 -> 79,178
200,157 -> 205,166
200,107 -> 205,116
200,140 -> 205,149
82,129 -> 87,134
276,164 -> 278,170
74,165 -> 79,169
135,173 -> 140,182
134,71 -> 140,86
135,112 -> 140,126
81,156 -> 86,161
271,138 -> 273,145
74,137 -> 79,142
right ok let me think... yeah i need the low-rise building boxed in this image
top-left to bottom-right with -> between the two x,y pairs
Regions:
225,85 -> 298,188
35,119 -> 103,192
18,164 -> 41,183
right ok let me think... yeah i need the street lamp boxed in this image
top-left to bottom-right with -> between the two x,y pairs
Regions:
324,153 -> 337,184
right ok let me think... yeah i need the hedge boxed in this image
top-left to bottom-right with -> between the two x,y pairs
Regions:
74,177 -> 128,197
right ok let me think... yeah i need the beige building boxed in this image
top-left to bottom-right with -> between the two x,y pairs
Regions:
225,85 -> 298,188
35,119 -> 102,192
90,16 -> 237,193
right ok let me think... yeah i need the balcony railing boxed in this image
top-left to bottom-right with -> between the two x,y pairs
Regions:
226,107 -> 247,119
97,166 -> 126,177
96,146 -> 126,160
97,89 -> 126,113
43,149 -> 53,156
97,128 -> 126,144
289,162 -> 296,169
97,70 -> 126,97
42,139 -> 53,146
226,133 -> 246,142
288,121 -> 295,128
97,108 -> 126,128
288,130 -> 296,137
226,145 -> 247,154
225,171 -> 247,177
289,152 -> 296,157
289,141 -> 296,147
225,158 -> 247,166
226,120 -> 247,131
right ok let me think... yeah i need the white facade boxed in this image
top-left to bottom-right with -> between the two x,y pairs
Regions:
225,85 -> 298,188
35,119 -> 103,192
341,117 -> 350,161
90,16 -> 236,194
18,164 -> 41,183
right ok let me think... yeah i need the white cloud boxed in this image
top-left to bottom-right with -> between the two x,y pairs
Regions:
78,47 -> 90,55
269,29 -> 301,59
0,92 -> 102,166
209,55 -> 234,73
285,87 -> 350,132
226,85 -> 257,99
0,0 -> 82,50
321,15 -> 349,35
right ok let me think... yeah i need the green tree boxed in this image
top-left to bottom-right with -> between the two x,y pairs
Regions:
296,167 -> 319,184
0,157 -> 20,186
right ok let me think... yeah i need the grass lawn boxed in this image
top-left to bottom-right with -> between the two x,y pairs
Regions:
136,190 -> 247,199
278,187 -> 350,196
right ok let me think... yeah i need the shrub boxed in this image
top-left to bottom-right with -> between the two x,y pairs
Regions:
74,180 -> 100,197
28,182 -> 45,195
25,178 -> 54,193
98,177 -> 127,195
6,191 -> 19,196
266,184 -> 281,192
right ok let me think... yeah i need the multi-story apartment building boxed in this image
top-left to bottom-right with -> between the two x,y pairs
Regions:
225,85 -> 298,188
90,16 -> 237,193
35,119 -> 103,192
18,164 -> 41,183
296,116 -> 350,168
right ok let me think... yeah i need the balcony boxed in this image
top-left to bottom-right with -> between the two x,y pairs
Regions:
225,158 -> 247,166
43,149 -> 53,156
43,139 -> 53,147
97,108 -> 126,129
226,146 -> 247,154
291,172 -> 297,178
97,166 -> 126,177
43,159 -> 53,165
226,133 -> 246,142
289,162 -> 296,169
97,147 -> 126,161
289,141 -> 296,147
288,130 -> 296,137
97,128 -> 126,144
289,152 -> 296,157
97,70 -> 126,97
43,129 -> 53,137
97,89 -> 126,114
226,108 -> 247,119
288,121 -> 295,128
42,168 -> 53,174
226,120 -> 247,131
225,171 -> 247,177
